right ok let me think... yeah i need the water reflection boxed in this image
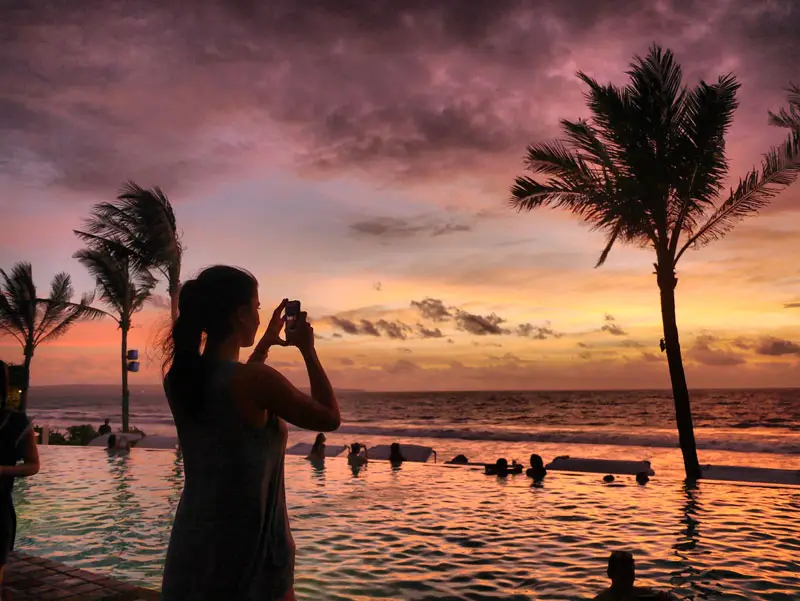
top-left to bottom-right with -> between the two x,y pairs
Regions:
308,458 -> 325,484
105,452 -> 142,559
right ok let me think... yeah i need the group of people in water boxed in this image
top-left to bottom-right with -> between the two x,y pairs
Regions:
305,433 -> 406,468
0,266 -> 672,600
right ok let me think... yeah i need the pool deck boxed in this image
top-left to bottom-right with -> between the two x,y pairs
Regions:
4,552 -> 159,600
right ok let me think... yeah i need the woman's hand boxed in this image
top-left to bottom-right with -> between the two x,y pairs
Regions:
285,311 -> 315,352
253,299 -> 288,355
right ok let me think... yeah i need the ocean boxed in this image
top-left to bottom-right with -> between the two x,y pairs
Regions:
27,385 -> 800,470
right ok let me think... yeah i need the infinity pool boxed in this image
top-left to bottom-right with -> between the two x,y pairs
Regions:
14,447 -> 800,600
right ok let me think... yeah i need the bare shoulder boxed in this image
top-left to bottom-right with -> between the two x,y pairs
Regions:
592,590 -> 614,601
231,361 -> 295,401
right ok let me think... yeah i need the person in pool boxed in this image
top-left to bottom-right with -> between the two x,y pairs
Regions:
105,433 -> 130,454
160,266 -> 340,601
389,442 -> 405,465
348,443 -> 368,466
0,360 -> 40,601
98,419 -> 111,435
306,433 -> 326,461
593,551 -> 675,600
526,453 -> 547,482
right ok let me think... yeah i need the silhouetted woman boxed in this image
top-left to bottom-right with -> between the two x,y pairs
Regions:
306,433 -> 326,461
389,442 -> 405,465
160,266 -> 340,601
0,360 -> 39,601
526,453 -> 547,482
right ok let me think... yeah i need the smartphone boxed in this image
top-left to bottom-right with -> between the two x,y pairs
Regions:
285,300 -> 301,331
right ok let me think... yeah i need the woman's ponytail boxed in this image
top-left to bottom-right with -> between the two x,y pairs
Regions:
165,280 -> 206,414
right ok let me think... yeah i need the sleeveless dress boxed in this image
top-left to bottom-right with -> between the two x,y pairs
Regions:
0,409 -> 32,565
161,361 -> 295,600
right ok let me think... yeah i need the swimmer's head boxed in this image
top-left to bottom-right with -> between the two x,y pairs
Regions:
607,550 -> 635,589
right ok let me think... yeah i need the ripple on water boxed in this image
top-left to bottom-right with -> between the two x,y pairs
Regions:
12,447 -> 800,600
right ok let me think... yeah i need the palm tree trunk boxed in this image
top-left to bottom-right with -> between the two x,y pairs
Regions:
121,325 -> 130,433
657,267 -> 701,481
20,347 -> 33,413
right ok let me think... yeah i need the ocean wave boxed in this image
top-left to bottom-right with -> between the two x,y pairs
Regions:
322,424 -> 800,455
28,411 -> 799,455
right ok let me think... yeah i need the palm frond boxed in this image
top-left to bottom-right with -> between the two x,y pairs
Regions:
32,272 -> 75,342
36,297 -> 110,346
79,182 -> 183,302
0,263 -> 36,340
676,131 -> 800,263
595,221 -> 623,268
769,84 -> 800,130
74,246 -> 157,325
668,74 -> 740,253
73,248 -> 129,316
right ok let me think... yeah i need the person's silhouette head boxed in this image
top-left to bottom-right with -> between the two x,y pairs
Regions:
607,550 -> 635,591
530,454 -> 544,469
350,443 -> 362,455
164,266 -> 259,414
104,419 -> 110,425
312,433 -> 325,450
107,434 -> 117,449
636,472 -> 650,485
496,458 -> 508,470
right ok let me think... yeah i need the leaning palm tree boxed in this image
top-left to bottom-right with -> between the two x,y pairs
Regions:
509,45 -> 800,480
769,84 -> 800,131
74,245 -> 156,432
74,181 -> 183,323
0,262 -> 106,411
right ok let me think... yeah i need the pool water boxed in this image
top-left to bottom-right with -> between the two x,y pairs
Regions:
14,446 -> 800,600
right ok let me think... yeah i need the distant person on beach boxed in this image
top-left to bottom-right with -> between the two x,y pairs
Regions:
389,443 -> 405,465
306,433 -> 326,461
160,266 -> 340,601
98,419 -> 111,435
0,360 -> 40,601
348,443 -> 368,466
593,551 -> 675,600
526,454 -> 547,482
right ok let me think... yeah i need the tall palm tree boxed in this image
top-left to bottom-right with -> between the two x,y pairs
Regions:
770,84 -> 800,131
509,45 -> 800,480
74,181 -> 183,323
74,244 -> 156,432
0,262 -> 106,411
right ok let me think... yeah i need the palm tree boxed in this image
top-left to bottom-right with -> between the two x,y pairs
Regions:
74,244 -> 156,432
509,45 -> 800,480
74,181 -> 183,323
0,262 -> 106,411
770,84 -> 800,131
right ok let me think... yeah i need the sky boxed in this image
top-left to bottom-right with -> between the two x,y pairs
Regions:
1,0 -> 800,391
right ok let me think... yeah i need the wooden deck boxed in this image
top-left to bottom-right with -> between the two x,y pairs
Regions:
4,552 -> 159,600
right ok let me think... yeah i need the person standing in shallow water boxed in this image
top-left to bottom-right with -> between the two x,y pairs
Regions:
0,360 -> 40,601
160,266 -> 340,601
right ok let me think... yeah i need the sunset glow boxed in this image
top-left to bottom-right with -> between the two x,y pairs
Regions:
1,1 -> 799,390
